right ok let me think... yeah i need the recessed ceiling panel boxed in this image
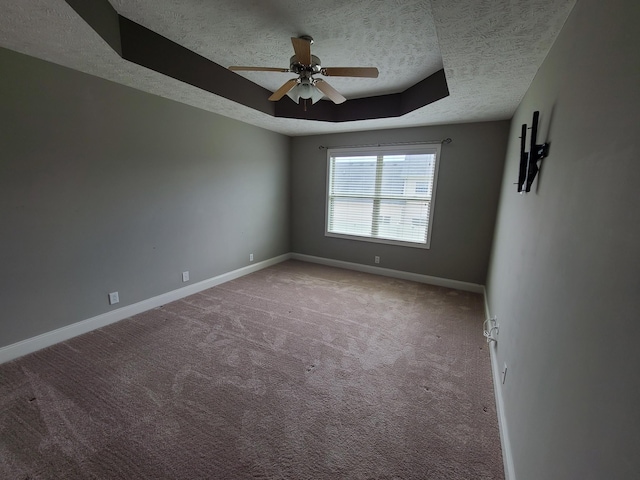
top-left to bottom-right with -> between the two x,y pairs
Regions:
0,0 -> 576,135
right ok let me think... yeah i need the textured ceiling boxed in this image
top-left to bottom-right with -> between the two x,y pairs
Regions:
0,0 -> 576,136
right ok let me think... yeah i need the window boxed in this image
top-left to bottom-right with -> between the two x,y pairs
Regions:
326,144 -> 441,248
415,181 -> 429,194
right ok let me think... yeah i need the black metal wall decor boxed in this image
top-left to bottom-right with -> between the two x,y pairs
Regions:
517,111 -> 550,193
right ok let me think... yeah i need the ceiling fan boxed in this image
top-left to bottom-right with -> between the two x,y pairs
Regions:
228,36 -> 379,106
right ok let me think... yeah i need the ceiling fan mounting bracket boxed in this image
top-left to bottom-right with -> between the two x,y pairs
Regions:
298,35 -> 314,45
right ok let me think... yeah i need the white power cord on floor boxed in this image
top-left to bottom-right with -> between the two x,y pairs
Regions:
483,316 -> 499,343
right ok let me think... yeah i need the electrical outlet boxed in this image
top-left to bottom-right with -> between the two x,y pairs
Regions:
249,253 -> 254,262
374,256 -> 380,264
108,292 -> 119,305
182,271 -> 189,282
502,363 -> 508,384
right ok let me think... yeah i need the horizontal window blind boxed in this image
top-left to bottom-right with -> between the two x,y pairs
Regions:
326,145 -> 440,248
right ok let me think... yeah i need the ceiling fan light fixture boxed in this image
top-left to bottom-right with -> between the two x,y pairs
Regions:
286,83 -> 325,104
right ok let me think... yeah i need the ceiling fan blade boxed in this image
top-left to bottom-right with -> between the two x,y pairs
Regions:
269,79 -> 299,101
314,79 -> 346,104
291,37 -> 312,65
321,67 -> 379,78
229,66 -> 290,73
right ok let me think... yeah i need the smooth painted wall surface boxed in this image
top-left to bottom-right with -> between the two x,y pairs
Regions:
0,47 -> 290,348
486,0 -> 640,478
291,122 -> 509,284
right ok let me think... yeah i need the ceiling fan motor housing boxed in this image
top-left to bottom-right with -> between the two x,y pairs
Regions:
290,55 -> 322,77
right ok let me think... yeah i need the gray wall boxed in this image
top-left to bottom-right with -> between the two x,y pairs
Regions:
291,122 -> 509,284
486,0 -> 640,478
0,47 -> 290,348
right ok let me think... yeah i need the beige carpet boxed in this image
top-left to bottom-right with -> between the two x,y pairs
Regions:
0,260 -> 503,479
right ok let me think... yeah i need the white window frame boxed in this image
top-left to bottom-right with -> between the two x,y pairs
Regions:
325,143 -> 441,249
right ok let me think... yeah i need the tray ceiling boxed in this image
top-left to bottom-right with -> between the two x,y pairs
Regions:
0,0 -> 575,136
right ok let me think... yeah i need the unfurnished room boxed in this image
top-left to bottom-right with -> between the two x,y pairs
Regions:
1,1 -> 638,479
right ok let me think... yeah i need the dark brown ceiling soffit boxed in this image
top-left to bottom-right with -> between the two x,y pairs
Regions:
273,70 -> 449,122
65,0 -> 449,123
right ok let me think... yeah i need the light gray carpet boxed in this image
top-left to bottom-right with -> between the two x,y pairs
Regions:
0,260 -> 503,479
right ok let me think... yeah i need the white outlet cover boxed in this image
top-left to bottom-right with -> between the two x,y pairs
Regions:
182,271 -> 190,282
249,254 -> 254,261
108,292 -> 119,305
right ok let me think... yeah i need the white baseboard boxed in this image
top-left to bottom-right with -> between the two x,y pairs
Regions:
484,290 -> 515,480
0,253 -> 291,364
291,253 -> 484,293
